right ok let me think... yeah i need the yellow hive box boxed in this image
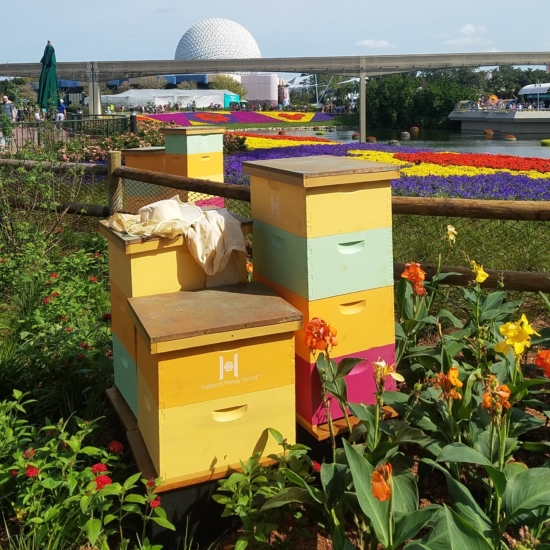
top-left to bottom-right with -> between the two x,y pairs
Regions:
256,273 -> 395,363
137,331 -> 295,409
99,220 -> 249,299
165,152 -> 224,180
122,147 -> 166,173
128,282 -> 302,486
244,155 -> 399,239
138,371 -> 296,485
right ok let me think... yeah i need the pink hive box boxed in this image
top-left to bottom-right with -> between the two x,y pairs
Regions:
295,344 -> 396,428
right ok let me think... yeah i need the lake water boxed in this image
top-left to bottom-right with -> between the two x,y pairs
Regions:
254,128 -> 550,159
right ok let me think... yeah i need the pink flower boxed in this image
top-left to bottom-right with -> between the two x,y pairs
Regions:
23,448 -> 35,459
10,469 -> 17,477
149,497 -> 162,508
89,276 -> 98,283
312,461 -> 322,472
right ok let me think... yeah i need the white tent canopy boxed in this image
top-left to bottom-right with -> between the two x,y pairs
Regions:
100,88 -> 238,108
518,83 -> 550,95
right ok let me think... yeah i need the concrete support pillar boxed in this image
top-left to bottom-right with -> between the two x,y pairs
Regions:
359,71 -> 367,143
88,63 -> 102,116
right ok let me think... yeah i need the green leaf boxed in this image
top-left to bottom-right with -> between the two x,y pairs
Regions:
268,428 -> 284,445
394,505 -> 441,547
125,494 -> 146,504
103,514 -> 117,525
334,358 -> 365,379
151,516 -> 176,531
320,463 -> 347,510
235,539 -> 248,550
343,440 -> 389,547
260,487 -> 315,511
403,544 -> 432,550
122,472 -> 141,490
425,507 -> 492,550
509,407 -> 544,437
281,468 -> 324,504
422,459 -> 492,537
437,443 -> 493,467
41,478 -> 63,490
84,518 -> 102,545
504,462 -> 528,481
436,309 -> 463,328
502,468 -> 550,528
392,466 -> 418,514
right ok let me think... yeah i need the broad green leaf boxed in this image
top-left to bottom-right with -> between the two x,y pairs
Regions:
504,462 -> 528,481
403,544 -> 432,550
509,407 -> 544,437
124,494 -> 146,504
41,478 -> 63,490
260,487 -> 314,511
320,463 -> 347,510
122,472 -> 141,490
234,539 -> 248,550
392,466 -> 418,515
103,514 -> 117,525
437,309 -> 463,328
437,443 -> 493,467
343,440 -> 389,547
281,468 -> 324,504
84,518 -> 102,545
394,505 -> 441,547
425,507 -> 492,550
335,358 -> 365,379
502,468 -> 550,527
422,459 -> 492,537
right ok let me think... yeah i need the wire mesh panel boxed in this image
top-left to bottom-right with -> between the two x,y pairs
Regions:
392,214 -> 550,273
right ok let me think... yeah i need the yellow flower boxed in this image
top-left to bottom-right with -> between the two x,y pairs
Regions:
496,314 -> 540,356
445,225 -> 457,245
470,260 -> 489,283
373,359 -> 404,387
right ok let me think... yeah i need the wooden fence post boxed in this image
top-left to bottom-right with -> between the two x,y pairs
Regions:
108,151 -> 123,214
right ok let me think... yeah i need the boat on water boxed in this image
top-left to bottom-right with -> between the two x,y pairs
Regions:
449,83 -> 550,135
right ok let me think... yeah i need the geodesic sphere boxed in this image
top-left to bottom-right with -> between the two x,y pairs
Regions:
175,18 -> 261,60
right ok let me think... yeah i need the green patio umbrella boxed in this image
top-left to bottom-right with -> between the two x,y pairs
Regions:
37,40 -> 58,111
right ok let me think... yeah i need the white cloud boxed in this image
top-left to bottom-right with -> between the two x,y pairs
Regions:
355,39 -> 395,49
443,24 -> 491,47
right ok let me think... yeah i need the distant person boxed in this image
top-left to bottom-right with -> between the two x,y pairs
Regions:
2,96 -> 16,121
55,99 -> 66,121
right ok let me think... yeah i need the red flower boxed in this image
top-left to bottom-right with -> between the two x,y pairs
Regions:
81,342 -> 88,349
89,276 -> 98,283
108,440 -> 124,455
94,475 -> 112,490
149,497 -> 162,508
59,316 -> 67,322
65,327 -> 73,332
50,273 -> 59,279
25,466 -> 40,478
10,469 -> 17,477
312,461 -> 322,472
23,448 -> 35,459
147,477 -> 156,488
43,297 -> 51,305
76,354 -> 86,360
94,253 -> 101,258
102,313 -> 112,320
51,292 -> 59,298
91,463 -> 108,475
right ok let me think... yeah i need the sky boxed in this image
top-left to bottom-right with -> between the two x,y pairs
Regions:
2,0 -> 550,66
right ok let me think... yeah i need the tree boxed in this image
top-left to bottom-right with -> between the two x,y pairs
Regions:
116,81 -> 133,93
209,75 -> 247,99
138,76 -> 167,89
177,80 -> 198,90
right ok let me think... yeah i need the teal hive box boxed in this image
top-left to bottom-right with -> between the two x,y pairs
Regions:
113,334 -> 138,417
162,128 -> 224,155
253,220 -> 393,301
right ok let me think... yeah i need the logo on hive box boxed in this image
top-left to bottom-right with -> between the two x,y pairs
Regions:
219,354 -> 238,380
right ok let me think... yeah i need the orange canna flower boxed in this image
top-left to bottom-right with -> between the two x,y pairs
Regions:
401,262 -> 427,296
304,317 -> 338,352
432,367 -> 462,401
482,375 -> 511,419
371,463 -> 392,502
246,260 -> 253,274
535,350 -> 550,377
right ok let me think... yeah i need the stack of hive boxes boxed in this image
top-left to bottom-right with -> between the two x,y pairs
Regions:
122,127 -> 225,212
127,284 -> 301,486
243,155 -> 399,433
102,126 -> 229,418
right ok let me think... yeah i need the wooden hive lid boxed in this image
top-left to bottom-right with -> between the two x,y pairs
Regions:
242,155 -> 400,188
128,282 -> 303,353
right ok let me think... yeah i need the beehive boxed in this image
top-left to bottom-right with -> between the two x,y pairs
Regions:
243,156 -> 398,434
128,282 -> 302,486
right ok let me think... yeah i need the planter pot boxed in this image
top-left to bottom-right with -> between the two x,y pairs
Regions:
542,139 -> 550,147
366,136 -> 377,143
388,140 -> 400,146
400,132 -> 411,140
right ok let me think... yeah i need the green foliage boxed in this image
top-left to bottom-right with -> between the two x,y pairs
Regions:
223,133 -> 248,154
0,391 -> 174,549
209,75 -> 248,100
